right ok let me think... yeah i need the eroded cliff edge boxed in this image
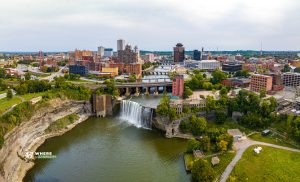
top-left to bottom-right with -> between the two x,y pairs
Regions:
0,98 -> 92,182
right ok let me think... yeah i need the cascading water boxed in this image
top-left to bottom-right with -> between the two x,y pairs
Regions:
120,100 -> 153,129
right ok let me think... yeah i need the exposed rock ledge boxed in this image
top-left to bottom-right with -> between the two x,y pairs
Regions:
0,98 -> 92,182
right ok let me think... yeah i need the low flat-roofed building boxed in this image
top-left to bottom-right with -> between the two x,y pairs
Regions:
102,67 -> 118,77
170,98 -> 206,115
198,60 -> 221,70
221,77 -> 250,88
222,63 -> 242,73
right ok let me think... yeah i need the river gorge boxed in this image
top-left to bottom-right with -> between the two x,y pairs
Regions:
23,96 -> 190,182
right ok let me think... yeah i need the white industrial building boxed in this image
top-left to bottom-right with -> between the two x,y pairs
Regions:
198,60 -> 221,70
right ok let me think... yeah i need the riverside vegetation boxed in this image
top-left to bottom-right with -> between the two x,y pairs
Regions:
0,75 -> 92,149
45,114 -> 80,133
156,75 -> 300,181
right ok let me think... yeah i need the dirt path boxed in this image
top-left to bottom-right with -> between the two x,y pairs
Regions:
219,139 -> 300,182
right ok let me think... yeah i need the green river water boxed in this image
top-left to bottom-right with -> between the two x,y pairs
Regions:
24,117 -> 190,182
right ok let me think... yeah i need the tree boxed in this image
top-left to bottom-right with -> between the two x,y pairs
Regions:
282,64 -> 291,72
211,69 -> 227,84
156,94 -> 170,116
40,66 -> 49,72
24,72 -> 32,80
217,140 -> 228,152
183,86 -> 193,99
180,119 -> 191,133
128,74 -> 137,82
199,136 -> 210,152
168,107 -> 177,121
186,139 -> 201,153
215,111 -> 227,124
0,79 -> 7,91
191,117 -> 207,136
219,87 -> 228,96
205,96 -> 216,112
191,159 -> 215,182
234,70 -> 250,77
6,89 -> 13,99
290,117 -> 300,142
259,88 -> 266,98
0,68 -> 6,78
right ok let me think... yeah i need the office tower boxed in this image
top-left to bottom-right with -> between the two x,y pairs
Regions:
117,39 -> 125,51
193,50 -> 201,60
104,48 -> 113,57
98,46 -> 105,58
173,43 -> 185,63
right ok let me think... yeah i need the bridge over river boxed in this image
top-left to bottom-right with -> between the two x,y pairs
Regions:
78,78 -> 173,96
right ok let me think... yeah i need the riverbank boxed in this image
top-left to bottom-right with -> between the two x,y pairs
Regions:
0,98 -> 92,182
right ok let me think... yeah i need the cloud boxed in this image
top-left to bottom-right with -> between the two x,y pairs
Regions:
0,0 -> 299,51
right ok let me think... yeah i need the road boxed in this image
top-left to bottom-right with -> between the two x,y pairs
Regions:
40,66 -> 66,81
219,139 -> 300,182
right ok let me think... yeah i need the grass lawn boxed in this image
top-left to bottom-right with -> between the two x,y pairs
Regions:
21,92 -> 47,101
0,90 -> 7,94
0,97 -> 23,115
67,79 -> 94,83
0,91 -> 56,115
208,151 -> 236,179
207,120 -> 252,135
249,133 -> 299,149
228,145 -> 300,182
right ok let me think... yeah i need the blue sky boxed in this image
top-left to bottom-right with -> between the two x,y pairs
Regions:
0,0 -> 299,51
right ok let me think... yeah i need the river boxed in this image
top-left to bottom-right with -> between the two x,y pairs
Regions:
24,116 -> 190,182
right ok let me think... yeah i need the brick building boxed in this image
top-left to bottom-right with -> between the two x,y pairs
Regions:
172,75 -> 184,97
117,45 -> 139,64
109,63 -> 142,78
266,73 -> 284,91
221,77 -> 250,88
173,43 -> 185,63
250,74 -> 273,92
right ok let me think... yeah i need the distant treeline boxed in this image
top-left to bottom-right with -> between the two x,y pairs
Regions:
140,50 -> 300,57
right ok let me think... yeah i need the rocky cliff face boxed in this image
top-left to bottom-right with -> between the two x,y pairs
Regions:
0,98 -> 92,182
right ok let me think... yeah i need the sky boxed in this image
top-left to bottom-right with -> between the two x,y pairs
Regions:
0,0 -> 300,52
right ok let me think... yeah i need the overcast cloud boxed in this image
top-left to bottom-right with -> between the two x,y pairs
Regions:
0,0 -> 299,51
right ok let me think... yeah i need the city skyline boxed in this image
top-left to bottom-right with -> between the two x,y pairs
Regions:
0,0 -> 300,51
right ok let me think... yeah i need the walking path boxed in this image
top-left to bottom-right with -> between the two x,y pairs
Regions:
219,139 -> 300,182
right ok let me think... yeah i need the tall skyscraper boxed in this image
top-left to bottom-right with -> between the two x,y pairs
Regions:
193,50 -> 201,60
173,43 -> 185,63
117,39 -> 125,51
98,46 -> 105,58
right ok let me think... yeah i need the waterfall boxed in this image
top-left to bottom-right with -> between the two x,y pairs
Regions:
120,100 -> 153,129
